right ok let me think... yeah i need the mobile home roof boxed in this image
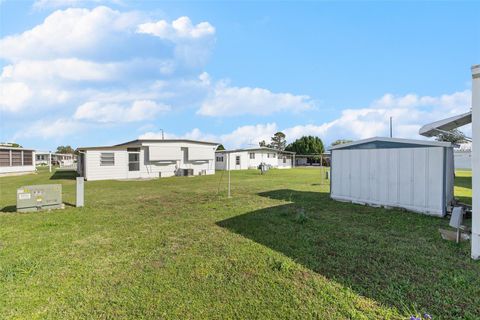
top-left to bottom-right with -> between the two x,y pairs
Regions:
77,139 -> 219,151
216,147 -> 295,154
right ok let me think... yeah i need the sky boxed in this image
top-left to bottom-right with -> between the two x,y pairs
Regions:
0,0 -> 478,151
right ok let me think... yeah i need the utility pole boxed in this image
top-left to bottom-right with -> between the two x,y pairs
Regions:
227,153 -> 231,198
389,117 -> 393,138
49,151 -> 52,173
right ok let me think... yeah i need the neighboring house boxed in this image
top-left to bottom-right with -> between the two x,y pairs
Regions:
76,139 -> 218,181
453,143 -> 472,170
36,152 -> 76,166
0,146 -> 36,176
295,152 -> 331,166
454,150 -> 472,170
215,147 -> 295,170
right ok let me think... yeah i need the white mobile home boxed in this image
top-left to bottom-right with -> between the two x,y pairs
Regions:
77,139 -> 218,181
0,146 -> 36,176
215,147 -> 295,170
36,152 -> 75,166
330,137 -> 454,217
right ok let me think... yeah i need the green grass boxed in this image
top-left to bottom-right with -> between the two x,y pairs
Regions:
0,168 -> 477,319
455,170 -> 472,205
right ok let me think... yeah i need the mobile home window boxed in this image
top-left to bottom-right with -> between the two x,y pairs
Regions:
23,151 -> 33,165
273,153 -> 276,158
11,150 -> 22,166
0,150 -> 10,167
249,152 -> 255,159
235,156 -> 240,165
100,152 -> 115,166
283,156 -> 287,163
216,156 -> 224,162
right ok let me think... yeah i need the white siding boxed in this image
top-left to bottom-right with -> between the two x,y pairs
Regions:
149,146 -> 182,161
331,147 -> 452,216
85,150 -> 128,181
189,147 -> 213,160
0,165 -> 36,175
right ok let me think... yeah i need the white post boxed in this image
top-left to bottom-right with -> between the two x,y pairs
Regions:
76,177 -> 84,207
471,64 -> 480,259
228,153 -> 231,198
49,151 -> 52,173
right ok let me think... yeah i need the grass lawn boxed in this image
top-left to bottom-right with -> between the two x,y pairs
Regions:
0,168 -> 478,319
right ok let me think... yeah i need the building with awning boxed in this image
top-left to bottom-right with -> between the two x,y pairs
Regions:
419,64 -> 479,259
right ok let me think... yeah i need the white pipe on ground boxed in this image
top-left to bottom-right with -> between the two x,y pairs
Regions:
472,64 -> 480,259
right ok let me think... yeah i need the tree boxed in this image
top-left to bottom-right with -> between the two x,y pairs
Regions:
216,144 -> 225,151
56,145 -> 75,154
286,136 -> 324,155
269,132 -> 286,150
259,140 -> 267,147
330,139 -> 353,147
435,129 -> 468,145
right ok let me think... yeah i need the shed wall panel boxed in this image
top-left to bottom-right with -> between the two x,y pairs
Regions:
331,146 -> 450,216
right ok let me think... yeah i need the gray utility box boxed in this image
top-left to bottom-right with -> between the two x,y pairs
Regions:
17,184 -> 63,212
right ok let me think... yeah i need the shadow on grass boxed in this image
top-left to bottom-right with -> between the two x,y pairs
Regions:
50,170 -> 77,180
217,189 -> 479,319
455,175 -> 472,189
1,205 -> 16,212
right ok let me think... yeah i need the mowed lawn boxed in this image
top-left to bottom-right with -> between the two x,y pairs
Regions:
0,168 -> 478,319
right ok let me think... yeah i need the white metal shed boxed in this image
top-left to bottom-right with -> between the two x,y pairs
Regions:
330,137 -> 454,217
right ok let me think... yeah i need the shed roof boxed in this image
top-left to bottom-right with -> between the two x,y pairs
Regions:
329,137 -> 452,150
419,111 -> 472,137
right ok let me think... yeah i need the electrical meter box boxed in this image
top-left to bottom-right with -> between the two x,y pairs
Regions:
16,184 -> 63,212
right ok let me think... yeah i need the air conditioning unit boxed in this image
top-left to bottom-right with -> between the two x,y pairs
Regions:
16,184 -> 63,212
177,169 -> 194,176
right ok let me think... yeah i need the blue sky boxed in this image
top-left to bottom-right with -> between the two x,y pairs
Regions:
0,0 -> 478,150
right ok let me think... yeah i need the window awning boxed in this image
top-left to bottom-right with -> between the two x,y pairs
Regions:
419,111 -> 472,137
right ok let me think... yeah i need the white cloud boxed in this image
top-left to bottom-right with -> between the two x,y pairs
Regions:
1,59 -> 118,82
282,90 -> 472,144
140,123 -> 277,148
140,90 -> 472,149
74,99 -> 171,122
137,16 -> 215,67
198,82 -> 315,116
14,118 -> 83,139
0,6 -> 140,61
137,16 -> 215,41
0,82 -> 32,112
